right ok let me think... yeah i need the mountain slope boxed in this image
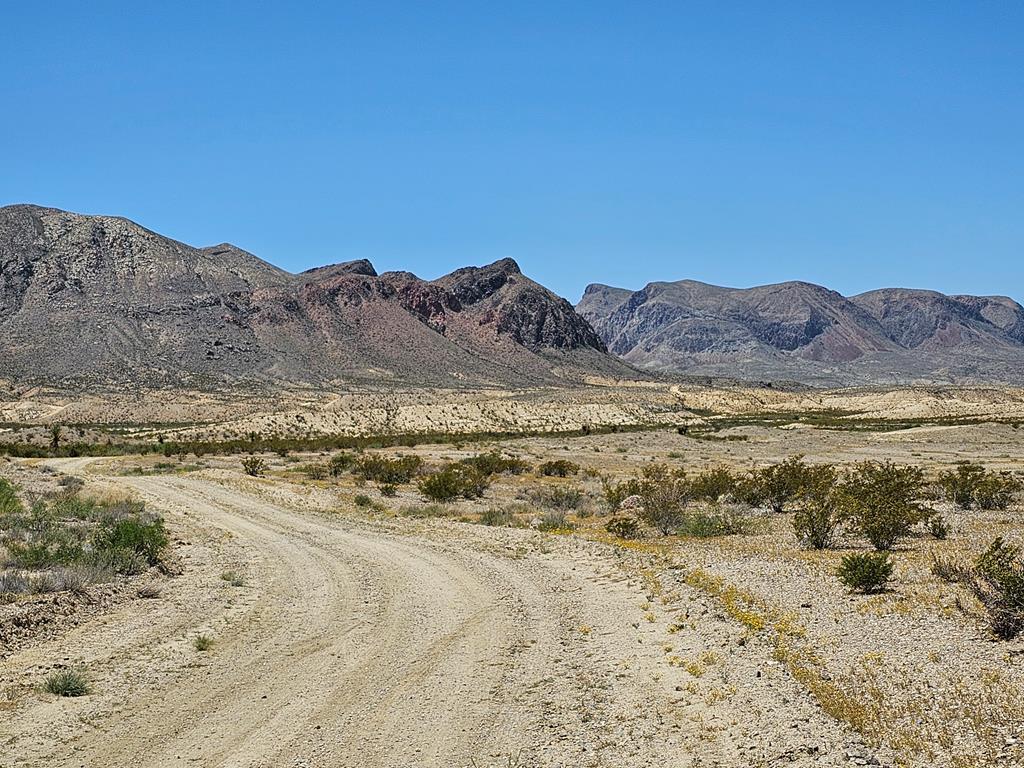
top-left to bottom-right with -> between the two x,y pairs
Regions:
578,279 -> 1024,386
0,205 -> 627,390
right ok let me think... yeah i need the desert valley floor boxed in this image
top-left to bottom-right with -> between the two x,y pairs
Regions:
2,385 -> 1024,768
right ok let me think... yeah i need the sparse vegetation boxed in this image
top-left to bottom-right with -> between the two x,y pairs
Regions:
460,452 -> 531,476
478,506 -> 520,527
536,509 -> 574,532
193,634 -> 214,651
837,552 -> 893,593
835,461 -> 926,551
637,464 -> 690,535
355,454 -> 423,484
0,483 -> 168,597
527,485 -> 585,511
934,538 -> 1024,639
417,464 -> 490,503
747,456 -> 817,513
302,462 -> 328,480
44,668 -> 90,697
791,464 -> 840,549
328,452 -> 356,477
538,460 -> 579,477
605,515 -> 641,539
676,503 -> 761,538
242,456 -> 266,477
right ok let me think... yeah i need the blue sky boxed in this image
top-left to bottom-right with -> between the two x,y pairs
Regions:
2,2 -> 1022,301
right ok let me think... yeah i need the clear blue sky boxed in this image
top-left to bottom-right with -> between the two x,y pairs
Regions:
2,2 -> 1022,301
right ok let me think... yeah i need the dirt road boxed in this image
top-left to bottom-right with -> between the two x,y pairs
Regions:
1,473 -> 876,767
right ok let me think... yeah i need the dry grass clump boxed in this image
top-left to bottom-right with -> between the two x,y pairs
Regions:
43,668 -> 90,697
478,505 -> 527,527
524,484 -> 586,511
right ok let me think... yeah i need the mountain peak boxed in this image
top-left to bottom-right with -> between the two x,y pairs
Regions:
301,259 -> 378,279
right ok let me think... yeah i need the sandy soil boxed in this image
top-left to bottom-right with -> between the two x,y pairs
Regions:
0,468 -> 882,768
4,383 -> 1024,442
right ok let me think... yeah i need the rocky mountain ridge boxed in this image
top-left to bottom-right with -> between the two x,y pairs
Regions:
0,205 -> 628,391
577,278 -> 1024,386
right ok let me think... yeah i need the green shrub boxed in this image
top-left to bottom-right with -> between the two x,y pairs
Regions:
302,463 -> 328,480
836,462 -> 926,551
353,494 -> 372,508
92,517 -> 168,567
791,464 -> 840,549
193,634 -> 214,651
938,462 -> 1020,510
637,464 -> 689,535
44,668 -> 90,697
378,483 -> 398,498
221,570 -> 245,587
688,468 -> 742,503
84,546 -> 147,576
933,539 -> 1024,639
972,538 -> 1024,639
0,478 -> 21,516
601,476 -> 643,512
355,455 -> 423,484
538,460 -> 579,477
7,533 -> 84,569
605,515 -> 641,539
460,452 -> 531,476
241,457 -> 266,477
748,456 -> 817,513
677,504 -> 760,538
938,462 -> 985,508
975,473 -> 1021,511
417,464 -> 490,503
837,552 -> 893,593
328,452 -> 356,477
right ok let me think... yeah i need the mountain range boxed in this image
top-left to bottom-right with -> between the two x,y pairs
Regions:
2,203 -> 1021,392
577,279 -> 1024,386
0,205 -> 627,391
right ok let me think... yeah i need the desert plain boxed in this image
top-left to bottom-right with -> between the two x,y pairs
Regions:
0,381 -> 1023,768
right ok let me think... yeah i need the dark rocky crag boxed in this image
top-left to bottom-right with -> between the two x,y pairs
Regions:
0,205 -> 629,391
577,279 -> 1024,386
